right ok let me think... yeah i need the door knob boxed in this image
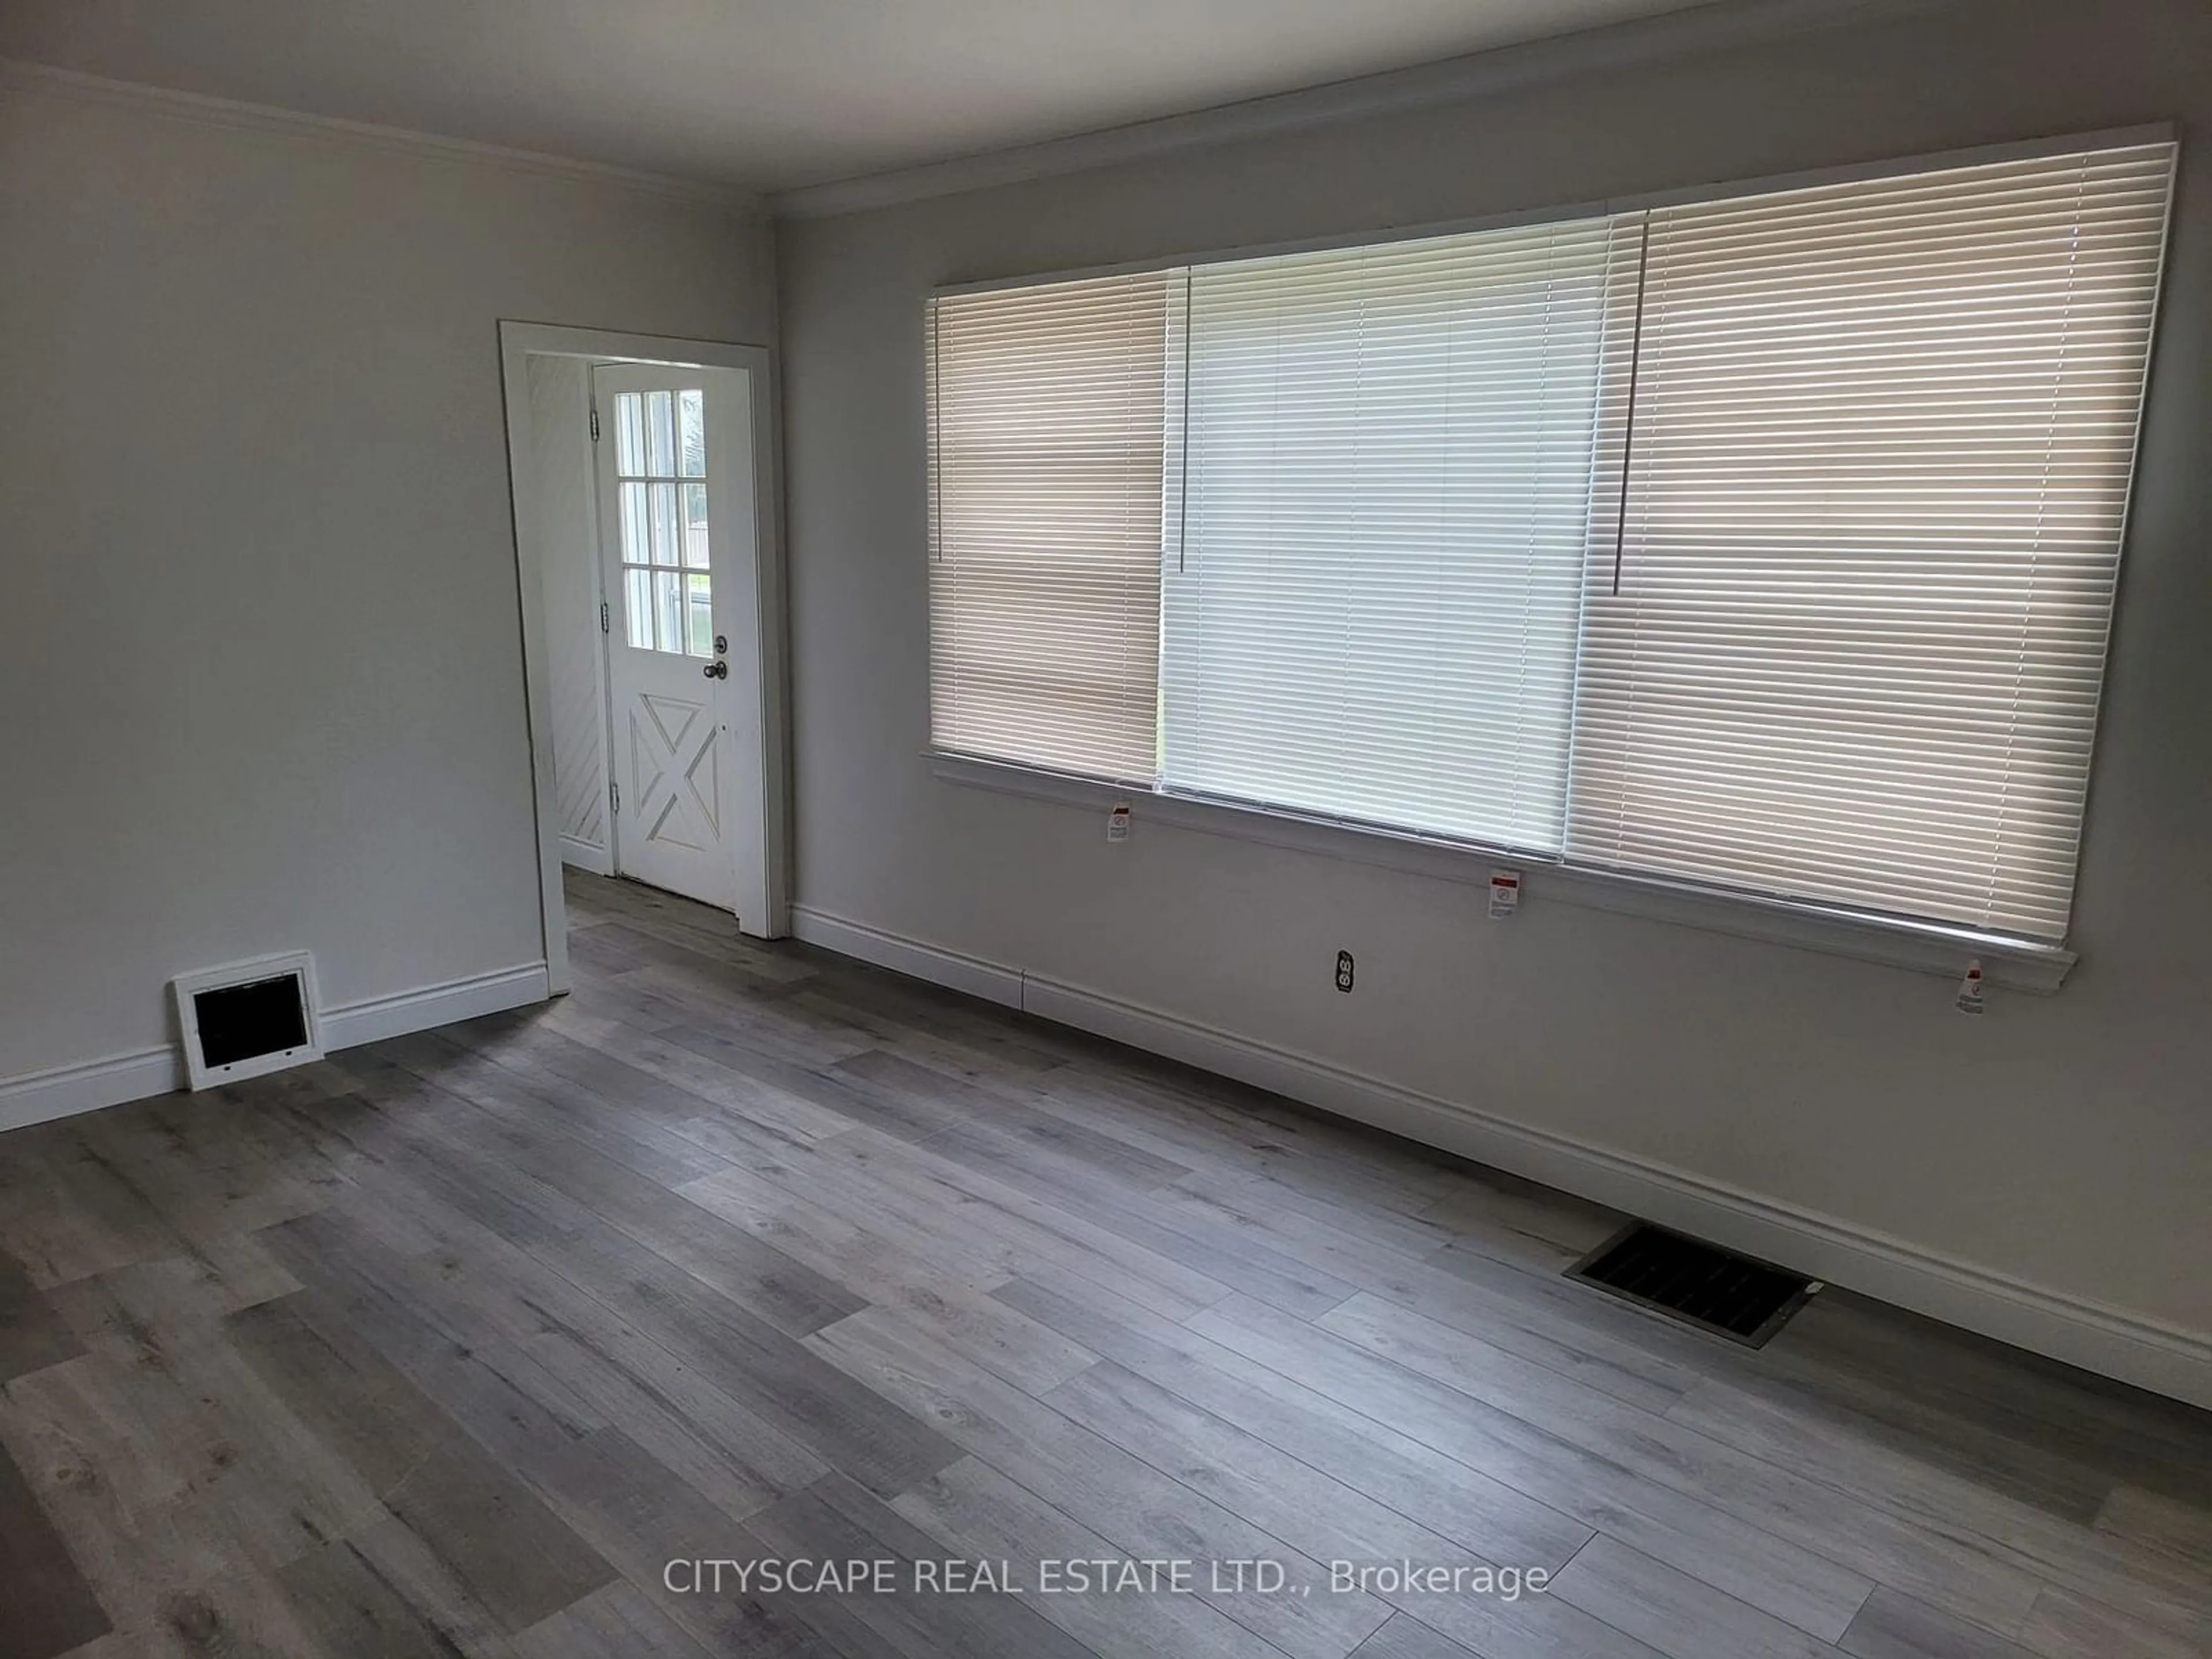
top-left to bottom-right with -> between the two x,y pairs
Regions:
702,660 -> 728,680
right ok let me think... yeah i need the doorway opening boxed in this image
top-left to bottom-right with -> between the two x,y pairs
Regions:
500,323 -> 790,998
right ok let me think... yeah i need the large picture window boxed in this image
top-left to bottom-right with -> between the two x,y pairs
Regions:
926,138 -> 2174,944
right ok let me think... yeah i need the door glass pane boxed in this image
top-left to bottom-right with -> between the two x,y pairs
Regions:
619,483 -> 648,562
649,482 -> 679,566
686,574 -> 714,656
653,570 -> 684,653
615,393 -> 645,476
679,389 -> 706,477
683,483 -> 711,569
611,382 -> 722,658
646,390 -> 675,476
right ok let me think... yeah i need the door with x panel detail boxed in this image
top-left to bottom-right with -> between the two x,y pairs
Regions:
592,362 -> 751,911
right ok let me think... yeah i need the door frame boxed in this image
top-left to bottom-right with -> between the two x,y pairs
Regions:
498,320 -> 791,995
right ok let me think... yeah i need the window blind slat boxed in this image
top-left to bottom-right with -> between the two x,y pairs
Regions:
1566,143 -> 2174,940
1158,215 -> 1638,851
928,271 -> 1171,782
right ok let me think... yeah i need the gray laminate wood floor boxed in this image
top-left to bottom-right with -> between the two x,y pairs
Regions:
4,870 -> 2209,1659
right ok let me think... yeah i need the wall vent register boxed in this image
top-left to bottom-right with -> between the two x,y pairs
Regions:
172,952 -> 323,1090
1569,1222 -> 1816,1346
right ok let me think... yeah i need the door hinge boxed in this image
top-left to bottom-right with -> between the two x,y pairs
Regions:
589,404 -> 600,442
609,779 -> 619,816
600,600 -> 610,634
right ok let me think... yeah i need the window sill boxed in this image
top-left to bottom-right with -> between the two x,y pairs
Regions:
929,751 -> 2077,994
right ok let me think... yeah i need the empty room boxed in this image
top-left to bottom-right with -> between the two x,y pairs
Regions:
2,0 -> 2210,1655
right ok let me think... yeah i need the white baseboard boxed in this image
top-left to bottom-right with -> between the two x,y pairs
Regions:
789,904 -> 2212,1411
559,835 -> 613,876
0,1047 -> 187,1134
791,906 -> 1025,1008
319,961 -> 552,1051
0,960 -> 551,1134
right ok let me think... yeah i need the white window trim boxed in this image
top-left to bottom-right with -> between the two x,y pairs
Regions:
930,751 -> 2077,993
921,125 -> 2187,998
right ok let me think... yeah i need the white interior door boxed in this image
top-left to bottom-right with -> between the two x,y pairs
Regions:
592,362 -> 753,911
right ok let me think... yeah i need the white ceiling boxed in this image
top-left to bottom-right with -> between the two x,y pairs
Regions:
0,0 -> 1722,192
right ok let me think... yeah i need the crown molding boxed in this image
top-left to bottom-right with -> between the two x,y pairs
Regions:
771,0 -> 1959,220
0,56 -> 761,211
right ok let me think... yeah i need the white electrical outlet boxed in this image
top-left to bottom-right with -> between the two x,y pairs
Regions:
1488,869 -> 1521,919
1956,960 -> 1985,1015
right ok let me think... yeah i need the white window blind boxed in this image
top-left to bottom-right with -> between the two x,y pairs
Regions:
923,135 -> 2173,946
927,271 -> 1171,782
1566,143 -> 2174,940
1161,218 -> 1631,849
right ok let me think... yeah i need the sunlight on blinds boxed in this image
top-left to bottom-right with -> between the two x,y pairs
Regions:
928,271 -> 1171,782
1567,143 -> 2175,939
923,137 -> 2173,944
1162,217 -> 1631,849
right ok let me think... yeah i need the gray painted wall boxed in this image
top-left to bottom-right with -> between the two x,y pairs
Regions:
776,0 -> 2212,1359
0,81 -> 774,1082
